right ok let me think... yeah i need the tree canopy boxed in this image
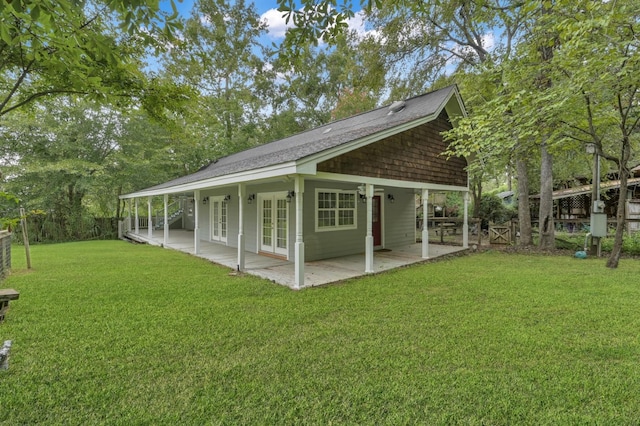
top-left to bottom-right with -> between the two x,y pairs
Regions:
0,0 -> 180,116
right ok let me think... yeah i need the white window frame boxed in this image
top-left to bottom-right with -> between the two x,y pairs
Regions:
315,188 -> 358,232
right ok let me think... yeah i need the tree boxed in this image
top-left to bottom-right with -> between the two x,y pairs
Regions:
549,0 -> 640,267
0,0 -> 180,117
266,31 -> 386,133
0,98 -> 179,240
159,0 -> 272,162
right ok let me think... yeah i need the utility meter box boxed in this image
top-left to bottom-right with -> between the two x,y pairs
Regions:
593,200 -> 605,213
591,212 -> 608,237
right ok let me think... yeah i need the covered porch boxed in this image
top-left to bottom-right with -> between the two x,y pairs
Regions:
126,229 -> 467,287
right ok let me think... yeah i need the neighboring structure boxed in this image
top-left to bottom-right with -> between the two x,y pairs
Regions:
530,165 -> 640,233
120,85 -> 470,288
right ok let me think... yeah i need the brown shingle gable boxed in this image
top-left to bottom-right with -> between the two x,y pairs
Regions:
317,111 -> 467,186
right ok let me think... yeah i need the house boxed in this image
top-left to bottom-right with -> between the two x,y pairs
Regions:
120,85 -> 470,289
530,166 -> 640,232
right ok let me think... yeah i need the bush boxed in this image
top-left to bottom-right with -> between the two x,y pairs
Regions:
600,232 -> 640,255
555,231 -> 640,255
477,193 -> 516,229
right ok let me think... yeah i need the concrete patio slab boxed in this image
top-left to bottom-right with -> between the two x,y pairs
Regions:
124,229 -> 468,288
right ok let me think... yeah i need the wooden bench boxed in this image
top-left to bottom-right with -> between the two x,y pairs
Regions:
435,222 -> 458,243
0,289 -> 19,322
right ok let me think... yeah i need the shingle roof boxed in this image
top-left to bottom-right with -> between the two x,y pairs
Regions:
131,85 -> 460,194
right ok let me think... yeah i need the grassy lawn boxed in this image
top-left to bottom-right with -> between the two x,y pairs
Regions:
2,241 -> 640,424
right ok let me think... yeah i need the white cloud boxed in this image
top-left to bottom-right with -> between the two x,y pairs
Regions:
346,10 -> 377,40
261,8 -> 293,40
261,8 -> 378,42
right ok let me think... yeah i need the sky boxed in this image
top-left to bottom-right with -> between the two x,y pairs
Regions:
165,0 -> 368,44
166,0 -> 301,42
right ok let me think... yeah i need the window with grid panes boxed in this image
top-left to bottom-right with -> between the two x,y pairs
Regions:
316,189 -> 357,231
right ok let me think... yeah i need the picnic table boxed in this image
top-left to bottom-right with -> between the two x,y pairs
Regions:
0,289 -> 19,322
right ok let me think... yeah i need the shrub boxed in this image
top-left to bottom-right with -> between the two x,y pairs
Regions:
477,193 -> 516,229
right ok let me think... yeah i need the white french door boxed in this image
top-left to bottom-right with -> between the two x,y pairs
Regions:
210,197 -> 228,243
259,193 -> 289,256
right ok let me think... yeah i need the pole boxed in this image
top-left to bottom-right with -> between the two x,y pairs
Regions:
590,152 -> 602,256
19,208 -> 32,269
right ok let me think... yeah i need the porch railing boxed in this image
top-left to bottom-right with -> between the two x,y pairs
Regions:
154,201 -> 183,230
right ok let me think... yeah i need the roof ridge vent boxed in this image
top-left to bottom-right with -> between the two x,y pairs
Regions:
388,100 -> 406,115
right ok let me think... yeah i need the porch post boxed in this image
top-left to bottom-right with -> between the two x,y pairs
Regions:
294,176 -> 305,289
147,196 -> 153,240
194,190 -> 201,254
422,189 -> 429,259
163,194 -> 169,245
134,198 -> 139,234
462,191 -> 469,248
237,184 -> 246,272
122,198 -> 130,233
365,183 -> 375,273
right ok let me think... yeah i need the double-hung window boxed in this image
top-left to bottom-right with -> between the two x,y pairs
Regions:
316,189 -> 357,231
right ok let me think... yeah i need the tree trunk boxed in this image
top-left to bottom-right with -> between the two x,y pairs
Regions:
535,2 -> 556,250
538,142 -> 555,249
116,185 -> 123,221
606,141 -> 631,268
516,154 -> 533,246
471,171 -> 483,218
606,181 -> 627,268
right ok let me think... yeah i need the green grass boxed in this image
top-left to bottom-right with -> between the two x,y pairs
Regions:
2,241 -> 640,424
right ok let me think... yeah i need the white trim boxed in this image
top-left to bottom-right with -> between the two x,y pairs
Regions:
314,188 -> 359,232
258,192 -> 289,258
294,176 -> 305,289
237,184 -> 246,271
315,172 -> 468,192
194,190 -> 201,254
121,162 -> 299,199
422,189 -> 429,259
209,196 -> 228,243
365,183 -> 374,273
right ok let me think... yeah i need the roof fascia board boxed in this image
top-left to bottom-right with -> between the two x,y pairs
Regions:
446,86 -> 467,120
121,162 -> 299,199
315,172 -> 468,192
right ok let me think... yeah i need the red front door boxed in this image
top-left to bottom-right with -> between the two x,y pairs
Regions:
372,195 -> 382,247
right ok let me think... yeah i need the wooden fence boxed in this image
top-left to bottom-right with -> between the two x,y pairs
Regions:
0,231 -> 11,279
421,217 -> 640,246
12,216 -> 119,244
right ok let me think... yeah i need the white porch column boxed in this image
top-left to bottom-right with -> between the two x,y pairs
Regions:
462,191 -> 469,248
237,184 -> 246,272
194,190 -> 201,254
134,198 -> 139,234
125,199 -> 131,233
163,194 -> 169,245
294,176 -> 305,289
422,189 -> 429,259
147,197 -> 153,240
365,183 -> 375,273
